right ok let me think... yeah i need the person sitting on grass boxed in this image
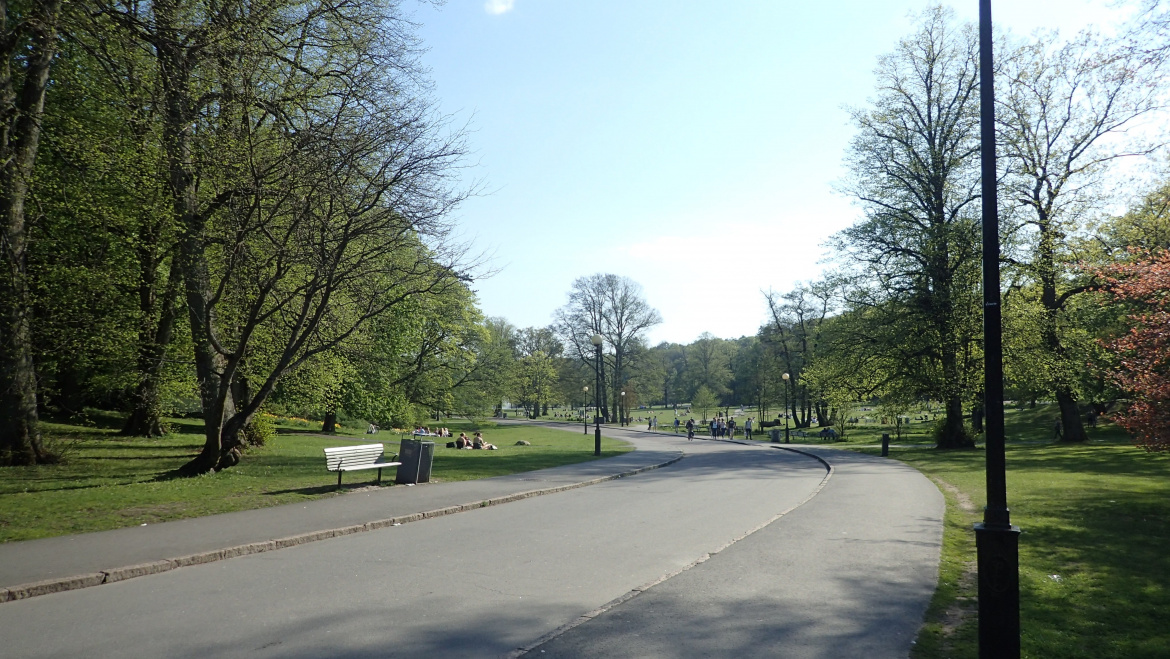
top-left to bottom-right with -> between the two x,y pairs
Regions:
472,432 -> 498,450
455,432 -> 472,449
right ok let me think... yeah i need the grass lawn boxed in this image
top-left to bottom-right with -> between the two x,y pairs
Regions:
0,414 -> 631,543
851,427 -> 1170,658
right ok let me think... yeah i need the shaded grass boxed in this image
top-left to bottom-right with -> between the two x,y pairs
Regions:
0,418 -> 630,542
854,441 -> 1170,658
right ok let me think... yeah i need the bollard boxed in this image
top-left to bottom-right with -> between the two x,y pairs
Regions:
881,433 -> 890,457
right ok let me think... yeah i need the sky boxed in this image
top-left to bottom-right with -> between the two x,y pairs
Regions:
410,0 -> 1138,345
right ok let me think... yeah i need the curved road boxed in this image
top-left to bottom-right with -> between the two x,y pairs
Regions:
0,425 -> 942,658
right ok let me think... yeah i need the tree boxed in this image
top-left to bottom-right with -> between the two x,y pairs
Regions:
691,385 -> 716,423
554,274 -> 661,423
96,0 -> 472,473
762,284 -> 836,427
998,29 -> 1163,443
0,0 -> 65,465
685,332 -> 732,400
1095,249 -> 1170,452
834,6 -> 982,449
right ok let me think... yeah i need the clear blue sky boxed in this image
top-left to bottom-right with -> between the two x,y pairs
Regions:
412,0 -> 1134,345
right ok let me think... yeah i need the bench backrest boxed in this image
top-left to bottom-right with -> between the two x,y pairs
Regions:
324,444 -> 385,471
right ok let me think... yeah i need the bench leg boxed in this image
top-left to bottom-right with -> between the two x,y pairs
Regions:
377,468 -> 382,485
337,470 -> 343,490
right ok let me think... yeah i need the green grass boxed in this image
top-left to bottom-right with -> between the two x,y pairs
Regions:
0,415 -> 630,543
854,432 -> 1170,658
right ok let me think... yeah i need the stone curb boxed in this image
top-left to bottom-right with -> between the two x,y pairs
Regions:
0,453 -> 685,605
506,446 -> 836,658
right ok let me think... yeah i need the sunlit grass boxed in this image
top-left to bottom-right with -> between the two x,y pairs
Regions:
860,440 -> 1170,658
0,417 -> 630,542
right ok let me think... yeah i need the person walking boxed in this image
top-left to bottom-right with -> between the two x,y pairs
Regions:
709,418 -> 717,439
686,418 -> 695,440
674,417 -> 680,434
744,417 -> 753,440
728,417 -> 736,439
1054,419 -> 1063,441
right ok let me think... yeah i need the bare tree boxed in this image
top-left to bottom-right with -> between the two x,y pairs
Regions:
554,274 -> 660,422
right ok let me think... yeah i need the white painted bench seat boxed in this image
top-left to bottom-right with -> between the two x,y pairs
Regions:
323,444 -> 401,489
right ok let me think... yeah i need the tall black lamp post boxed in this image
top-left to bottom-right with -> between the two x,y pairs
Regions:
591,333 -> 604,456
582,386 -> 589,434
620,391 -> 626,427
782,372 -> 791,443
975,2 -> 1021,657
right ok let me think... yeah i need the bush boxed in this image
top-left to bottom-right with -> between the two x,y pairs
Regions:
930,417 -> 975,448
242,413 -> 277,447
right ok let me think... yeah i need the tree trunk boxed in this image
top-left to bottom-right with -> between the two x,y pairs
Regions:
151,2 -> 227,475
121,256 -> 182,437
1056,387 -> 1087,443
935,391 -> 973,449
0,0 -> 62,466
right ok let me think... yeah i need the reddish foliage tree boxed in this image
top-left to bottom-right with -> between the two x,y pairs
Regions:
1096,249 -> 1170,452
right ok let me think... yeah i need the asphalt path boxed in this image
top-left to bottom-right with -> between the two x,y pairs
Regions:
0,426 -> 942,658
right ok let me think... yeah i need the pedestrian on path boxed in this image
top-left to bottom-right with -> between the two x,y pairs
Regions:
674,417 -> 680,433
686,418 -> 695,440
744,417 -> 753,440
1054,419 -> 1063,441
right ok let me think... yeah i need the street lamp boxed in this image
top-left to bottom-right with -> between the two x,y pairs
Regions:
620,391 -> 626,427
782,373 -> 790,444
591,333 -> 604,456
976,2 -> 1020,657
582,386 -> 589,434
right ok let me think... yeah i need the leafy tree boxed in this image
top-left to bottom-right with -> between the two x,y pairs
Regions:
833,6 -> 982,448
1095,249 -> 1170,451
998,29 -> 1162,443
685,332 -> 732,401
0,0 -> 65,465
87,0 -> 474,473
691,385 -> 716,423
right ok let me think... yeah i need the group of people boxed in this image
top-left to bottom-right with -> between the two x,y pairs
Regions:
413,426 -> 451,437
679,416 -> 754,441
447,431 -> 497,450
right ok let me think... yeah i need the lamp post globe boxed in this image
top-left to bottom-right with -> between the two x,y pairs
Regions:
782,373 -> 791,443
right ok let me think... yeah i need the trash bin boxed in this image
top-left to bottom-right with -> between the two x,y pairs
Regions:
396,438 -> 434,484
770,428 -> 781,443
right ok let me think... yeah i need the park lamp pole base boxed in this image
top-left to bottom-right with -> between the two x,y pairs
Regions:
974,518 -> 1021,659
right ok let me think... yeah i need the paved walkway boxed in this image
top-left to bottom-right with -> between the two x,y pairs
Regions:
0,427 -> 681,596
0,422 -> 944,658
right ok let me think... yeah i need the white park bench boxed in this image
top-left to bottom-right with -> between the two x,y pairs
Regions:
323,444 -> 401,490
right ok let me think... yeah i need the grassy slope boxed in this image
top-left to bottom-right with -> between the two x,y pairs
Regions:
844,405 -> 1170,659
0,415 -> 630,543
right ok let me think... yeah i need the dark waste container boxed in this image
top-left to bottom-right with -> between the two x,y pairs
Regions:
396,438 -> 434,484
770,428 -> 781,443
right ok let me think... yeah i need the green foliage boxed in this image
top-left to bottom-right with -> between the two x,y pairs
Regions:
241,413 -> 277,447
691,385 -> 716,421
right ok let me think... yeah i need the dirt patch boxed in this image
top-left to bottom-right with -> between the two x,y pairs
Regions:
932,477 -> 977,513
940,560 -> 979,635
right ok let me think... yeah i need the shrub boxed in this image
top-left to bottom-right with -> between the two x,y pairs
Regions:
242,413 -> 277,447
